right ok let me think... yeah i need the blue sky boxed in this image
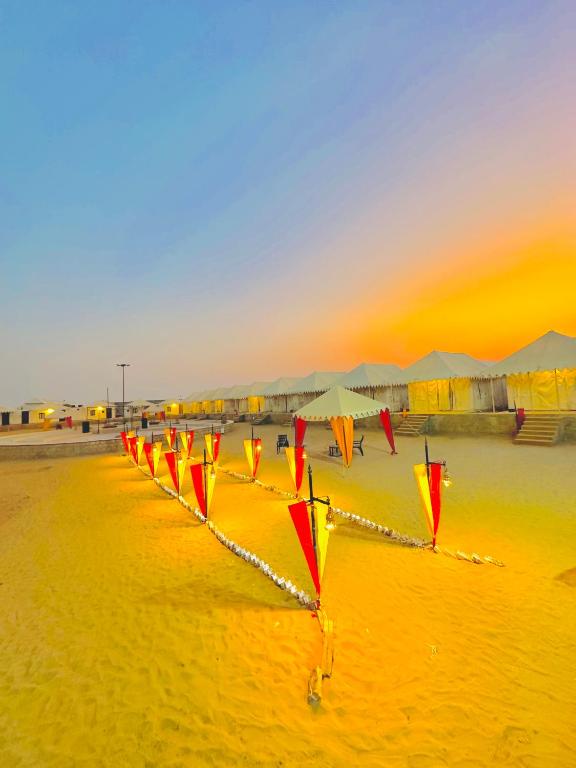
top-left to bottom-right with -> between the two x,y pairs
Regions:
1,1 -> 574,404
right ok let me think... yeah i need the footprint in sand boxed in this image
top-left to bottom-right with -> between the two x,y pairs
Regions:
555,567 -> 576,587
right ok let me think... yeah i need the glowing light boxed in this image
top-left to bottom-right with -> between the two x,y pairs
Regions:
442,468 -> 453,488
325,508 -> 336,532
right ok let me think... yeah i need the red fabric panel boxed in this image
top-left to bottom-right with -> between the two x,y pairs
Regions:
294,417 -> 307,448
429,462 -> 442,546
164,451 -> 179,493
379,408 -> 397,454
288,500 -> 320,595
190,463 -> 206,518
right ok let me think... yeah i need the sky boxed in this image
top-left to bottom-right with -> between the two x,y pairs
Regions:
1,0 -> 574,405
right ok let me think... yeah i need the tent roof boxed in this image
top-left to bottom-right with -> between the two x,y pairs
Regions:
262,377 -> 301,396
295,386 -> 387,421
224,383 -> 252,398
338,363 -> 402,388
485,330 -> 576,376
399,351 -> 487,382
18,399 -> 63,411
245,380 -> 271,396
128,399 -> 154,407
286,371 -> 345,394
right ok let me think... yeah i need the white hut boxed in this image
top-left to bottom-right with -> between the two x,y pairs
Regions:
485,330 -> 576,411
400,352 -> 493,412
16,398 -> 65,425
337,363 -> 407,412
263,377 -> 300,413
284,371 -> 345,411
0,405 -> 14,427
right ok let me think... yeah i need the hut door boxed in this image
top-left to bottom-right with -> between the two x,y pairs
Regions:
106,407 -> 112,419
21,410 -> 29,424
1,412 -> 9,426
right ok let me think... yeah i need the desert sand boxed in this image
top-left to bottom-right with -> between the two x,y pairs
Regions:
0,423 -> 575,767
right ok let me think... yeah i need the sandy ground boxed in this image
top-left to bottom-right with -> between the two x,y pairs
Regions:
0,424 -> 575,767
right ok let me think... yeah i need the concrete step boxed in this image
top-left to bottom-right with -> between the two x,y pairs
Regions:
514,438 -> 556,446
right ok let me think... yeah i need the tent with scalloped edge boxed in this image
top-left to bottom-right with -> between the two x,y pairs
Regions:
484,330 -> 576,411
400,351 -> 488,413
295,386 -> 388,467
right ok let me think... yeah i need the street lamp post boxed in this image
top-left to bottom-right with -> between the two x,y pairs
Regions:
116,363 -> 130,429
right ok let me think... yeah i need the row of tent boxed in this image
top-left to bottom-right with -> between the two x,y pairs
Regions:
180,330 -> 576,415
2,330 -> 576,425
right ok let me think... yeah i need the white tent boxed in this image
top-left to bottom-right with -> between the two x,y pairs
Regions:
400,352 -> 487,413
295,386 -> 387,421
486,330 -> 576,411
337,363 -> 402,389
263,376 -> 301,413
263,377 -> 300,396
286,371 -> 345,394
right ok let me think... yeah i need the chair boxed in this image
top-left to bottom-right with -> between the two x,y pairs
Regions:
328,444 -> 341,457
276,434 -> 289,453
353,435 -> 365,455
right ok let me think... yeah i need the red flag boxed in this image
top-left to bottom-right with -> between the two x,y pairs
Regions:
288,500 -> 321,596
164,451 -> 179,493
294,417 -> 307,448
428,462 -> 442,547
212,432 -> 221,462
120,431 -> 129,453
143,443 -> 155,476
379,408 -> 397,454
190,463 -> 207,517
127,435 -> 138,463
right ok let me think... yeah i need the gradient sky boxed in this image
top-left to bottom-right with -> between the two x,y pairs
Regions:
1,1 -> 574,405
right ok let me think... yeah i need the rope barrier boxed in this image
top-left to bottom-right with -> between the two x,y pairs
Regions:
218,466 -> 505,567
135,463 -> 317,608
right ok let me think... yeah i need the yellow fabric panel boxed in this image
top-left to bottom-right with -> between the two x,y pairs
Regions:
177,458 -> 187,495
557,368 -> 576,410
329,416 -> 354,467
247,396 -> 264,413
136,435 -> 146,465
213,399 -> 224,413
414,463 -> 434,536
191,402 -> 201,414
152,442 -> 162,476
314,505 -> 330,583
531,371 -> 557,410
243,439 -> 254,475
435,380 -> 450,411
408,381 -> 431,413
202,400 -> 212,413
450,377 -> 472,411
506,373 -> 532,410
206,469 -> 216,514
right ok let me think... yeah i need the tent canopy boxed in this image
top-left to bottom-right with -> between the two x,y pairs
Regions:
295,386 -> 387,421
244,381 -> 271,396
128,399 -> 154,408
338,363 -> 402,388
286,371 -> 345,394
400,351 -> 486,382
262,377 -> 300,396
486,330 -> 576,376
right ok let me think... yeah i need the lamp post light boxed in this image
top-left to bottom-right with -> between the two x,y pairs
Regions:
116,363 -> 130,429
